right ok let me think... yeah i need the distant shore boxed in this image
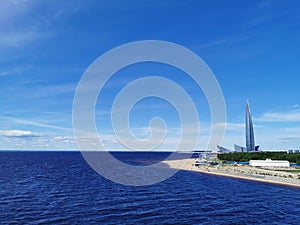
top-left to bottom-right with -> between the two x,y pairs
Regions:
163,158 -> 300,188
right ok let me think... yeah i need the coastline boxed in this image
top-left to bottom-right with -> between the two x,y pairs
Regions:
163,158 -> 300,188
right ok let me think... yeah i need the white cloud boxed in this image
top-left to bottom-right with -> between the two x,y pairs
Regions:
213,122 -> 244,131
97,123 -> 219,151
0,129 -> 39,138
54,136 -> 76,144
255,109 -> 300,122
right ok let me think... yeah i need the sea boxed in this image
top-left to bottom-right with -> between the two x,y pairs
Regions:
1,151 -> 300,225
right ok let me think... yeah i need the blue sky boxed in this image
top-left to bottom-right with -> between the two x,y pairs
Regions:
0,0 -> 300,151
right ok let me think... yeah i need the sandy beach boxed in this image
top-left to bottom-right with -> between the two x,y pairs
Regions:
163,158 -> 300,188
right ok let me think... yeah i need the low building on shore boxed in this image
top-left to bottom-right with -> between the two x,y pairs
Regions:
249,159 -> 290,167
287,149 -> 300,154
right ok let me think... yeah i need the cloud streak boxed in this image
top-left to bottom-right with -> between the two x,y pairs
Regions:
255,109 -> 300,122
0,130 -> 39,138
0,116 -> 73,131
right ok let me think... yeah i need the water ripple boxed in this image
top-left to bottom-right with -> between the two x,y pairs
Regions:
1,152 -> 300,224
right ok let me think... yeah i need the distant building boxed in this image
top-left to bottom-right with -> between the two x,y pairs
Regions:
192,150 -> 217,159
249,159 -> 290,167
217,145 -> 232,153
246,101 -> 256,152
217,101 -> 260,153
234,144 -> 247,152
287,149 -> 300,154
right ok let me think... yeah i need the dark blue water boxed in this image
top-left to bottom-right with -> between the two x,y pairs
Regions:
1,151 -> 300,224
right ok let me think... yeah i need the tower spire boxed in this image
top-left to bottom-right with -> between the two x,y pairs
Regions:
246,101 -> 255,152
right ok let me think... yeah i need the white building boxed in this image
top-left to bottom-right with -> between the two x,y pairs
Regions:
249,159 -> 290,167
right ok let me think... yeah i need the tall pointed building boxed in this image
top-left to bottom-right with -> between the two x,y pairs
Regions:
217,100 -> 260,153
246,101 -> 255,152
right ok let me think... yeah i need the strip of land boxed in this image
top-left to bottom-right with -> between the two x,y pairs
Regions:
163,158 -> 300,188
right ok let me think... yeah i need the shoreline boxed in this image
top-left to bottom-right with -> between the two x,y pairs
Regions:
163,159 -> 300,189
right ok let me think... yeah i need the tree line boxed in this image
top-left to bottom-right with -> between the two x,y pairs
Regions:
217,152 -> 300,163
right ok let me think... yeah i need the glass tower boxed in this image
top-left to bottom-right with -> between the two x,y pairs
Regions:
246,101 -> 255,152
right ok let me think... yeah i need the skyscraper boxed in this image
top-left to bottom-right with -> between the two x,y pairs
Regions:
217,100 -> 259,153
246,101 -> 255,152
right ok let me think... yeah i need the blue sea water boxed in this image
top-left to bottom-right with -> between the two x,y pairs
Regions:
1,151 -> 300,224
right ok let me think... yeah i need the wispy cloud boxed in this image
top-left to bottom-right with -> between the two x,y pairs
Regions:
0,116 -> 72,131
0,66 -> 31,76
25,83 -> 76,98
195,34 -> 254,49
0,0 -> 47,47
0,134 -> 78,150
0,30 -> 49,48
0,0 -> 84,48
255,109 -> 300,122
0,71 -> 12,76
